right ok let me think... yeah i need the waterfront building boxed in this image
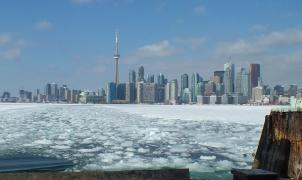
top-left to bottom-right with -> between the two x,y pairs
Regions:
106,82 -> 116,103
236,67 -> 250,97
223,62 -> 235,94
129,70 -> 136,83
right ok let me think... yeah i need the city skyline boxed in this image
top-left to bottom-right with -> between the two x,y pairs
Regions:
1,1 -> 302,94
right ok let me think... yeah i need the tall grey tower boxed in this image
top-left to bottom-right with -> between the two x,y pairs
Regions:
113,32 -> 120,85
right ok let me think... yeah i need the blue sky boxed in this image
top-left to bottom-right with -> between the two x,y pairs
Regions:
1,0 -> 302,94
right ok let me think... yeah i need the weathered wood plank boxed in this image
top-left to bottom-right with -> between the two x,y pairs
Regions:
253,111 -> 302,179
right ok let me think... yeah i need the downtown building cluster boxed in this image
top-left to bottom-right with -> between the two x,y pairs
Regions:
105,63 -> 301,105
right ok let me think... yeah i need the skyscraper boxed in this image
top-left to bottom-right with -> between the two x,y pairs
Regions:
236,67 -> 249,97
138,66 -> 144,82
191,73 -> 202,102
223,62 -> 235,94
250,64 -> 260,88
113,32 -> 120,85
129,70 -> 136,83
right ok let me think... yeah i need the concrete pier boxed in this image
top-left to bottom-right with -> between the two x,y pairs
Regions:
0,169 -> 191,180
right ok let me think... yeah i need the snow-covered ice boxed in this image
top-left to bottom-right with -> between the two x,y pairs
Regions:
0,103 -> 274,177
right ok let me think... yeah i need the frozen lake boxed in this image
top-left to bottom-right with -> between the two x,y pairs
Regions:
0,104 -> 274,179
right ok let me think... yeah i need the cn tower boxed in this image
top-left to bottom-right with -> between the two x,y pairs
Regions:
113,31 -> 120,85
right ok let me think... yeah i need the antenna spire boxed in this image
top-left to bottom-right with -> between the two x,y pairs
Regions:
113,31 -> 120,85
115,31 -> 119,56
